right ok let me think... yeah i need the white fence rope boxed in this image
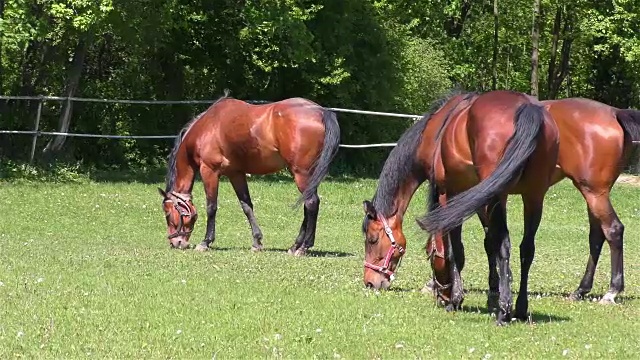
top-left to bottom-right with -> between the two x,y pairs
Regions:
0,130 -> 399,147
0,95 -> 418,150
1,95 -> 639,150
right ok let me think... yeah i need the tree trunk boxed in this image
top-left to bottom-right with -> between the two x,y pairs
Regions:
530,0 -> 541,97
0,0 -> 5,93
445,0 -> 473,38
505,47 -> 511,89
492,0 -> 499,90
546,7 -> 574,99
547,7 -> 561,98
42,33 -> 92,156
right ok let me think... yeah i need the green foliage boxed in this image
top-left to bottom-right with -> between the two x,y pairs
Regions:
1,0 -> 640,173
0,159 -> 91,183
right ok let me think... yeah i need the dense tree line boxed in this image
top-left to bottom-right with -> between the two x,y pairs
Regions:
0,0 -> 639,174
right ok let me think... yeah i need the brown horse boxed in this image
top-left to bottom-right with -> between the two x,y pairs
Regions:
158,94 -> 340,255
423,97 -> 640,308
416,90 -> 560,325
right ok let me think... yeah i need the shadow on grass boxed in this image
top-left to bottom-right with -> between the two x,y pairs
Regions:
209,246 -> 355,258
457,304 -> 572,324
464,287 -> 639,303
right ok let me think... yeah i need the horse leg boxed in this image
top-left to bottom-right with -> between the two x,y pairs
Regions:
487,197 -> 513,325
514,194 -> 543,321
572,189 -> 624,304
480,206 -> 500,314
288,172 -> 320,257
570,207 -> 606,301
447,225 -> 465,311
196,166 -> 220,252
228,172 -> 264,252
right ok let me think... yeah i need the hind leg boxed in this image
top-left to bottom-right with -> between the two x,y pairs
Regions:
447,225 -> 465,311
514,194 -> 543,321
228,172 -> 264,252
486,197 -> 513,325
479,205 -> 500,313
572,189 -> 624,304
287,172 -> 320,256
570,207 -> 606,301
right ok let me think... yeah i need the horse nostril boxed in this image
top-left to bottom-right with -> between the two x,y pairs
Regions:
366,282 -> 375,289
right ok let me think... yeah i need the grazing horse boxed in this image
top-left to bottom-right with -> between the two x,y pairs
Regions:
423,97 -> 640,307
158,94 -> 340,256
416,90 -> 560,325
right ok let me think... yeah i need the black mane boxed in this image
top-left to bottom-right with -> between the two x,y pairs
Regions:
164,93 -> 230,193
369,89 -> 468,218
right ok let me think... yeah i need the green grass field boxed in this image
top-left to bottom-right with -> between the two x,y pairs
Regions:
1,175 -> 639,359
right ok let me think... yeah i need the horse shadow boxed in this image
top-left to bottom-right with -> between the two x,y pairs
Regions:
464,287 -> 639,304
457,304 -> 571,324
209,246 -> 354,258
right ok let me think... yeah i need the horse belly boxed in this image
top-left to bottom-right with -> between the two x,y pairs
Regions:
246,151 -> 287,174
227,145 -> 286,175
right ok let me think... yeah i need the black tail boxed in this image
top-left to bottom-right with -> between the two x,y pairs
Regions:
417,103 -> 546,234
295,110 -> 341,207
615,109 -> 640,142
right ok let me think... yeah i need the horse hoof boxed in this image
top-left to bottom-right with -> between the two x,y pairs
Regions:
567,292 -> 584,302
294,248 -> 307,257
514,312 -> 528,322
598,294 -> 617,305
195,244 -> 210,252
421,280 -> 435,294
251,245 -> 264,252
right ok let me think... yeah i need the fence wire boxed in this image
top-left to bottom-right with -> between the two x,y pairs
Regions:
1,95 -> 639,163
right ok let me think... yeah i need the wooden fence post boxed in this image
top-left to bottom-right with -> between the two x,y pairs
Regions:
29,97 -> 43,164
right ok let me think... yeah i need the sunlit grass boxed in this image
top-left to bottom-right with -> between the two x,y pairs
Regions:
1,177 -> 639,358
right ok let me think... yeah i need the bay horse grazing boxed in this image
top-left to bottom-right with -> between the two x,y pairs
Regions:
423,97 -> 640,306
158,94 -> 340,256
362,91 -> 476,290
416,90 -> 560,325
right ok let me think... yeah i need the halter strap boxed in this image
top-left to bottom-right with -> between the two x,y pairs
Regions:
426,234 -> 452,302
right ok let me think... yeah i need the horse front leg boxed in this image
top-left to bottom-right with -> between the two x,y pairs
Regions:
195,166 -> 220,252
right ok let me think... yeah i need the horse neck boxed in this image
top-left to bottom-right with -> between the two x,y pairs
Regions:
170,146 -> 197,194
394,176 -> 423,221
375,174 -> 424,222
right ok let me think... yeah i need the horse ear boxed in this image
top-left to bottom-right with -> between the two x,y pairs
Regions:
157,187 -> 167,198
363,200 -> 377,219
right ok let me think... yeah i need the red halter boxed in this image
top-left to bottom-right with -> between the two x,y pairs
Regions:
363,215 -> 405,281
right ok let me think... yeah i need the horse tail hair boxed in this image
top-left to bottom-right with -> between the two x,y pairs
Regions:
416,102 -> 546,234
615,109 -> 640,142
295,109 -> 341,208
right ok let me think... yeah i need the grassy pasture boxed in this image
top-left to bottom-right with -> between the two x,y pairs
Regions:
1,175 -> 639,359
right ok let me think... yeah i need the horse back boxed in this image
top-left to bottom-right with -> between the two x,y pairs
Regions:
543,98 -> 625,185
189,97 -> 326,174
